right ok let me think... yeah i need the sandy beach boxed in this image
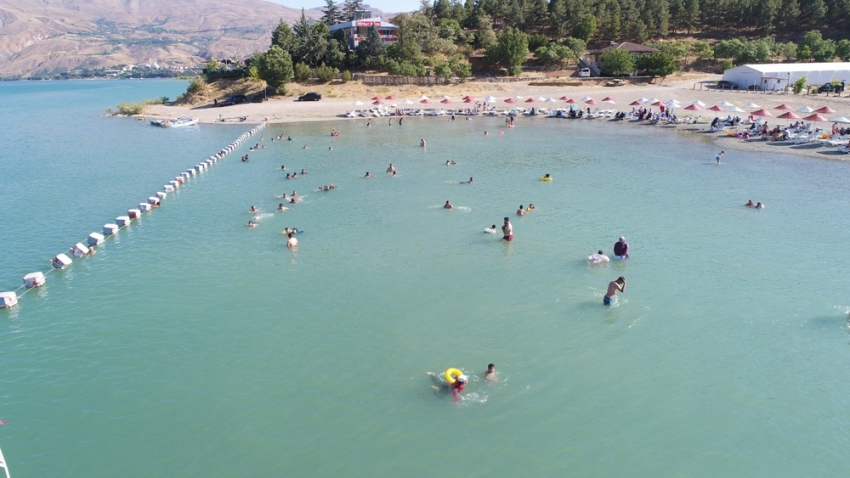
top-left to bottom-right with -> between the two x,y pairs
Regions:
145,74 -> 850,160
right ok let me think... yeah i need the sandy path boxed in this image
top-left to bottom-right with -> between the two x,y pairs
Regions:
144,75 -> 850,160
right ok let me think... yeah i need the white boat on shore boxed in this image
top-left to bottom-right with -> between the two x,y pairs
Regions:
151,117 -> 199,128
0,445 -> 10,478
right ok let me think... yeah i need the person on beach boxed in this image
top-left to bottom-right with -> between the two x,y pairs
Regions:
485,364 -> 497,382
604,277 -> 626,306
716,151 -> 724,164
247,221 -> 256,228
287,232 -> 298,248
517,205 -> 525,216
613,237 -> 629,258
364,172 -> 373,178
745,200 -> 755,207
387,163 -> 396,174
444,200 -> 453,209
502,217 -> 513,241
589,250 -> 610,263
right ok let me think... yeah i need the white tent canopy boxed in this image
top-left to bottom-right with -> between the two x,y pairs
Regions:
723,62 -> 850,91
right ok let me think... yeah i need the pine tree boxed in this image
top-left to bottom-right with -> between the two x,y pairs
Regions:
779,0 -> 800,30
548,0 -> 568,39
344,0 -> 364,21
684,0 -> 701,34
810,0 -> 828,25
271,19 -> 296,54
322,0 -> 343,26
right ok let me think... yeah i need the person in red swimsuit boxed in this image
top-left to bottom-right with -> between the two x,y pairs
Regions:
450,375 -> 468,401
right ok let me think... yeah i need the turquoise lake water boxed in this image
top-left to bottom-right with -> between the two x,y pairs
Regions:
1,80 -> 850,476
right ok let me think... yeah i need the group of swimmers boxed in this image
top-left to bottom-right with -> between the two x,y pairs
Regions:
745,200 -> 765,209
427,364 -> 497,401
516,204 -> 535,216
585,237 -> 631,306
285,169 -> 307,179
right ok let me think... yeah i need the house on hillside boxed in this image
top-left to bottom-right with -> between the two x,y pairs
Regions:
723,63 -> 850,91
586,42 -> 659,75
328,17 -> 397,49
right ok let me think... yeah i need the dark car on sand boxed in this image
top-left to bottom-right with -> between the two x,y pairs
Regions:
298,92 -> 322,102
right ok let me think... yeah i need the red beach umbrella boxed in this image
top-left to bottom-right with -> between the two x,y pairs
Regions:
371,96 -> 381,101
525,98 -> 535,103
601,96 -> 615,102
559,96 -> 569,100
684,104 -> 702,111
803,113 -> 830,122
750,108 -> 773,117
708,105 -> 724,111
504,98 -> 517,104
585,99 -> 599,105
372,100 -> 383,105
778,111 -> 801,119
385,95 -> 395,100
463,98 -> 474,103
815,106 -> 836,114
565,98 -> 576,104
440,98 -> 451,104
629,100 -> 642,106
652,101 -> 664,106
420,99 -> 430,104
774,104 -> 792,110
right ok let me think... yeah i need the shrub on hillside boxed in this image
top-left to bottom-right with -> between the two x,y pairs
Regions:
316,63 -> 338,83
341,70 -> 352,82
294,62 -> 311,82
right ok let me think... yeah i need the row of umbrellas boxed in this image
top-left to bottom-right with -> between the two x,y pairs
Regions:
351,95 -> 849,122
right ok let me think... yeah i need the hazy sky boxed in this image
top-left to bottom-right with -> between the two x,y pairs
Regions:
266,0 -> 417,14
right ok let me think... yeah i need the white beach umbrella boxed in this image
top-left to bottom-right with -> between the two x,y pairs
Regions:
647,98 -> 660,104
726,106 -> 745,112
441,95 -> 451,100
484,95 -> 497,103
829,116 -> 850,123
665,98 -> 678,104
666,100 -> 682,108
352,100 -> 364,106
796,105 -> 814,113
691,100 -> 706,107
402,99 -> 414,105
717,101 -> 735,107
635,97 -> 649,104
545,98 -> 557,103
742,102 -> 760,108
580,96 -> 593,102
513,95 -> 523,101
419,95 -> 429,100
536,96 -> 547,102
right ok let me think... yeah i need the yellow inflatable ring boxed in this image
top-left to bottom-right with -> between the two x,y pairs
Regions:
445,368 -> 463,384
540,176 -> 552,181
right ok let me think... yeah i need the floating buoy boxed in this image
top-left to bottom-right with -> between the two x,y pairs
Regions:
116,216 -> 131,227
87,232 -> 105,246
103,224 -> 118,235
0,291 -> 18,308
139,203 -> 152,212
163,185 -> 174,193
156,191 -> 166,200
186,169 -> 196,176
175,177 -> 184,184
52,253 -> 72,269
71,242 -> 89,257
23,272 -> 45,288
180,172 -> 190,180
128,208 -> 141,219
148,197 -> 160,206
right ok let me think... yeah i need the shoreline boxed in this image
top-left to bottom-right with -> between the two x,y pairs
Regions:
143,75 -> 850,161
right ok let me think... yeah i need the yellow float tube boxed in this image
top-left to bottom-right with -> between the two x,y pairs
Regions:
445,368 -> 464,384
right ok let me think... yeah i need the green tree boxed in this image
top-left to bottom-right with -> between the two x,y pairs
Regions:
802,30 -> 836,62
322,0 -> 344,25
254,45 -> 294,93
343,0 -> 364,21
836,39 -> 850,62
791,76 -> 807,94
692,41 -> 713,61
809,0 -> 827,25
341,70 -> 352,82
572,14 -> 597,42
534,43 -> 576,70
562,38 -> 587,58
778,0 -> 800,30
528,34 -> 549,51
434,61 -> 453,82
271,20 -> 296,53
356,26 -> 386,68
684,0 -> 700,33
474,14 -> 498,50
548,0 -> 569,39
635,52 -> 675,78
485,27 -> 529,76
797,44 -> 812,61
315,63 -> 339,82
600,48 -> 634,76
294,62 -> 311,81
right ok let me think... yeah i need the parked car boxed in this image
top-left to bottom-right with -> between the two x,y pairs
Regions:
714,80 -> 737,90
218,94 -> 247,107
818,81 -> 845,93
578,68 -> 591,77
298,92 -> 322,102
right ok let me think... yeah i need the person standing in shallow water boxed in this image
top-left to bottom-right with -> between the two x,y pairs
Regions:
604,277 -> 626,306
502,217 -> 513,241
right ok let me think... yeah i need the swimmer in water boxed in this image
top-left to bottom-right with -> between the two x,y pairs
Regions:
527,203 -> 535,210
301,169 -> 307,175
364,172 -> 373,178
249,205 -> 258,213
277,203 -> 287,211
716,151 -> 724,164
745,200 -> 754,207
517,205 -> 525,216
444,200 -> 453,209
502,217 -> 513,241
247,220 -> 256,228
543,173 -> 551,180
613,237 -> 629,258
755,202 -> 764,209
427,371 -> 468,401
367,120 -> 371,127
329,146 -> 332,151
464,177 -> 473,184
420,138 -> 426,147
303,145 -> 308,149
484,131 -> 489,135
287,232 -> 298,248
289,198 -> 297,204
604,276 -> 626,306
484,364 -> 497,382
589,250 -> 610,263
286,173 -> 291,179
387,163 -> 396,174
280,165 -> 286,170
292,191 -> 299,198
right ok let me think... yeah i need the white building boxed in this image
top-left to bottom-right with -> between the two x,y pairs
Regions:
328,17 -> 397,49
723,63 -> 850,91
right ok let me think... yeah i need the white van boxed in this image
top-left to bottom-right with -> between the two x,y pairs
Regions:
578,68 -> 591,77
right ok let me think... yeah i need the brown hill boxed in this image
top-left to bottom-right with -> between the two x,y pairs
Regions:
0,0 -> 326,76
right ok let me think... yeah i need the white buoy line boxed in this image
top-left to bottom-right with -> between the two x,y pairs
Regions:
0,123 -> 266,309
